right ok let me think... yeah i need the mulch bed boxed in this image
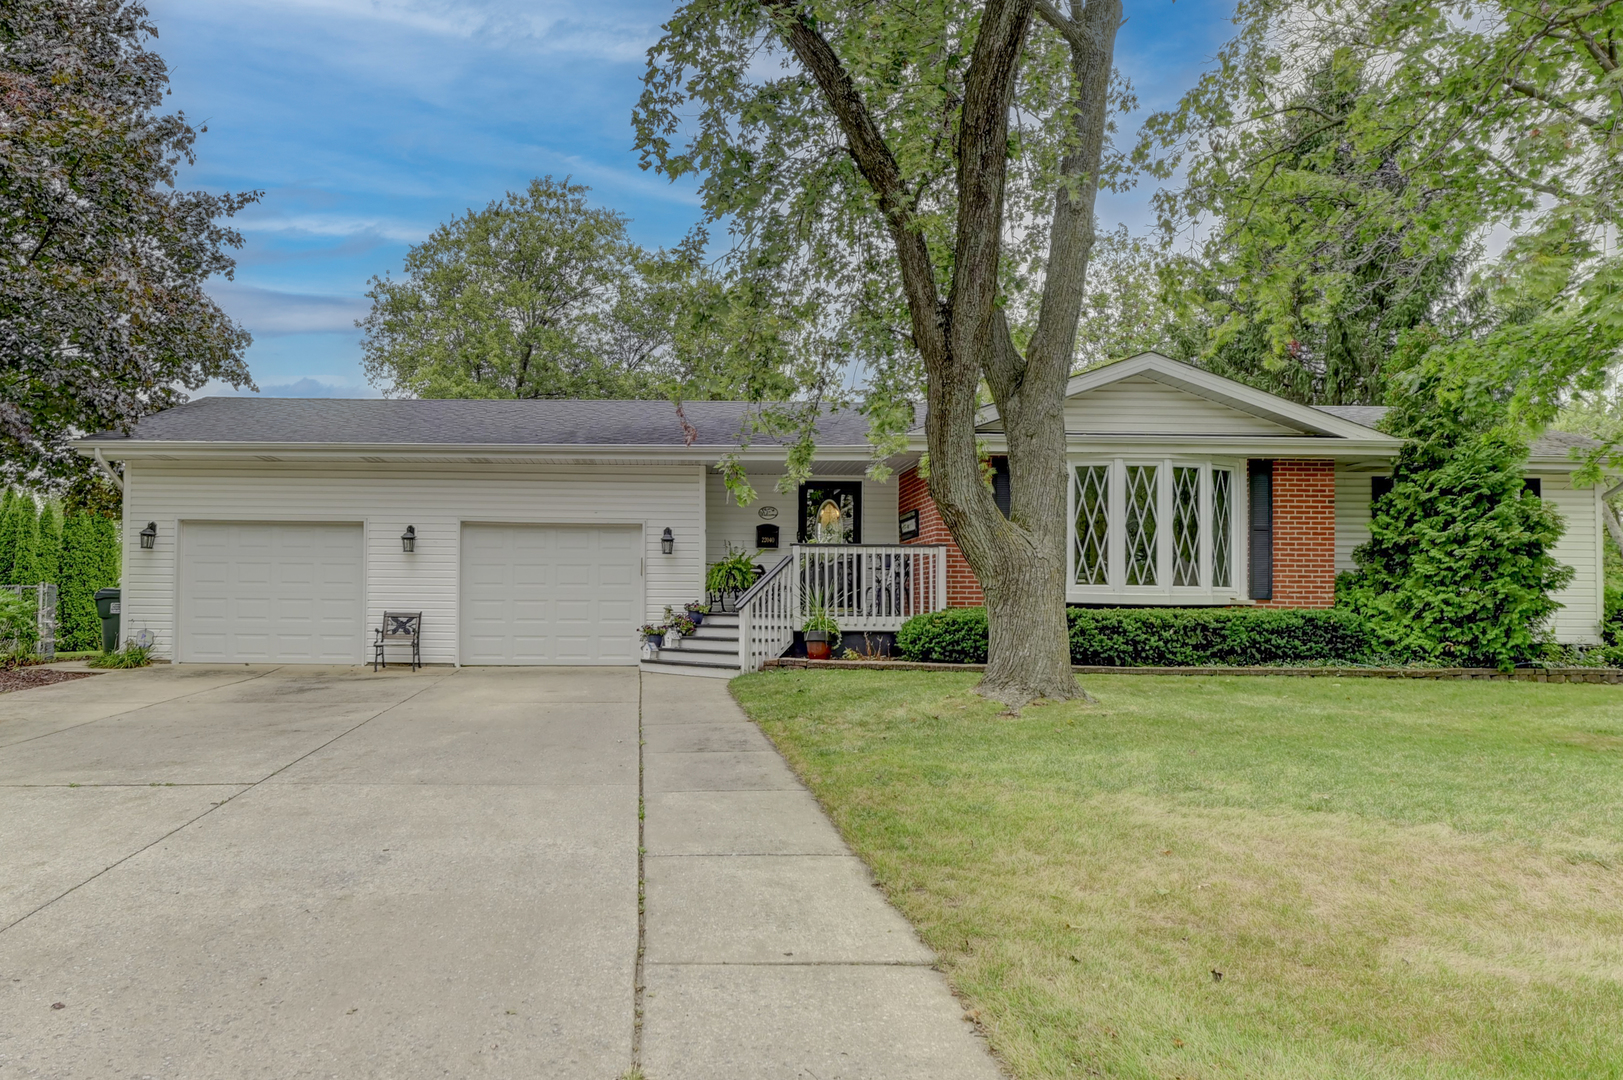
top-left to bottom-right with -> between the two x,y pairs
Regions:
0,667 -> 100,694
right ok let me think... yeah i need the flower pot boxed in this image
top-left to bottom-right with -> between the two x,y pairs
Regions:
805,630 -> 831,661
685,609 -> 705,627
644,633 -> 664,648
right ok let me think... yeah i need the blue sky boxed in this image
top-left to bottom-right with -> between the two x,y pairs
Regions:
151,0 -> 1239,398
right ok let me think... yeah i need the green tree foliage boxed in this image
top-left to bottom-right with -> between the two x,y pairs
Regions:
57,510 -> 119,652
0,492 -> 40,585
0,490 -> 16,578
360,177 -> 782,402
1141,0 -> 1623,418
35,499 -> 60,589
1341,350 -> 1574,669
0,0 -> 258,484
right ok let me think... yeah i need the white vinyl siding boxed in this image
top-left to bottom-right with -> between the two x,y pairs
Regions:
1064,375 -> 1303,436
460,524 -> 641,665
1536,473 -> 1603,644
178,522 -> 365,663
1334,463 -> 1382,572
705,471 -> 900,564
121,463 -> 704,664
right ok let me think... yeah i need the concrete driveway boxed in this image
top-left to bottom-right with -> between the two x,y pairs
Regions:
0,665 -> 1000,1079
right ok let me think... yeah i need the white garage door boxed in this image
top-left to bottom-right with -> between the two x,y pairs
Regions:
460,524 -> 641,665
179,523 -> 365,663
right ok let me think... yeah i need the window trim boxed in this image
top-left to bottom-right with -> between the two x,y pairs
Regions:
1068,456 -> 1246,604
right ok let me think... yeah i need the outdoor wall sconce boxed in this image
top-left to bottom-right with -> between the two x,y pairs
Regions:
661,527 -> 674,555
138,522 -> 157,550
401,526 -> 417,553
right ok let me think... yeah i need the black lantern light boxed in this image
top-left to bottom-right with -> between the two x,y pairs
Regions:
401,526 -> 417,553
661,527 -> 674,555
139,522 -> 157,550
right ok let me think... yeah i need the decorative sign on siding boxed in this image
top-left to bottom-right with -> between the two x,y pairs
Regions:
758,505 -> 778,519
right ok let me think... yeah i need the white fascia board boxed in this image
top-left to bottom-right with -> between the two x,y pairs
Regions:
70,440 -> 882,465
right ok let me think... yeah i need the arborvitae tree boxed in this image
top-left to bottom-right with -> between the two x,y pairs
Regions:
0,493 -> 40,585
1342,344 -> 1574,668
0,489 -> 17,578
58,511 -> 119,651
36,500 -> 61,588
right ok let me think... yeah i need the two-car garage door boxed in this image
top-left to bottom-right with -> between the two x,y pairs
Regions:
177,521 -> 641,665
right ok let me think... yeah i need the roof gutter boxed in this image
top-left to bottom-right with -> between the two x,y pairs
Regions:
92,448 -> 124,492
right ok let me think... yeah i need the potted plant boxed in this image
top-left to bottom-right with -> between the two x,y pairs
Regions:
662,614 -> 696,648
705,545 -> 759,611
684,602 -> 707,627
639,623 -> 666,648
802,596 -> 840,661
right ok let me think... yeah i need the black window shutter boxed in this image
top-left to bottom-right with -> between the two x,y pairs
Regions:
1524,477 -> 1542,498
1249,461 -> 1273,600
1371,476 -> 1393,504
990,457 -> 1012,519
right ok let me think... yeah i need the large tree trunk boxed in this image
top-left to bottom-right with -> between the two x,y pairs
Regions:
772,0 -> 1120,708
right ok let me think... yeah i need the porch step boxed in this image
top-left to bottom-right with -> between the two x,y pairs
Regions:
640,653 -> 741,678
641,610 -> 749,677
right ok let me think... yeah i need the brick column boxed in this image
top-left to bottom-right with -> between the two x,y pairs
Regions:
1257,459 -> 1336,608
898,466 -> 985,607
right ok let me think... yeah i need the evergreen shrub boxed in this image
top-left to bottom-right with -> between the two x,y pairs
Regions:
896,606 -> 1377,666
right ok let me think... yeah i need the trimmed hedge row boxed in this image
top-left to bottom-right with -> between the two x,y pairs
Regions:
896,606 -> 1378,667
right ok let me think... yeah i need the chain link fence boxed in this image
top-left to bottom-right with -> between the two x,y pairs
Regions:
1,583 -> 58,661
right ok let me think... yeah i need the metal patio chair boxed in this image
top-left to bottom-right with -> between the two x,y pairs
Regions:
373,611 -> 422,671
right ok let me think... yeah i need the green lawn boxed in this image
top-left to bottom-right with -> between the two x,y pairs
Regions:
731,671 -> 1623,1080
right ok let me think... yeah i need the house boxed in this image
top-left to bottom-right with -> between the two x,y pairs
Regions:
75,353 -> 1609,676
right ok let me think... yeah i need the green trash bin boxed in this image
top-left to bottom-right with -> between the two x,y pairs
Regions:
94,588 -> 121,653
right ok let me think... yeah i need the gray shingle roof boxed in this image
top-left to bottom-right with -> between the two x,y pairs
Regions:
80,397 -> 879,448
1313,404 -> 1389,429
1314,404 -> 1599,460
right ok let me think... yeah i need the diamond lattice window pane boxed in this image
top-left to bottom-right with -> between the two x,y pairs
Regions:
1173,466 -> 1200,587
1124,465 -> 1159,586
1073,465 -> 1110,585
1212,468 -> 1233,588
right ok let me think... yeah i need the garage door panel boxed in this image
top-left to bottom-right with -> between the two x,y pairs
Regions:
460,524 -> 640,665
180,523 -> 364,664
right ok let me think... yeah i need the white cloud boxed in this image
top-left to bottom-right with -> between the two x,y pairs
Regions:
178,0 -> 659,62
210,283 -> 371,335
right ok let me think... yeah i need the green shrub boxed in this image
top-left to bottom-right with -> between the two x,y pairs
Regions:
896,606 -> 991,664
87,642 -> 151,669
0,588 -> 37,651
1339,350 -> 1572,671
897,606 -> 1379,667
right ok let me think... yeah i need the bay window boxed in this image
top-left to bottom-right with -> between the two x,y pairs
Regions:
1069,458 -> 1241,600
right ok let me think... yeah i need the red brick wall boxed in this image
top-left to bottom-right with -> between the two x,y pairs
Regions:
1257,459 -> 1337,609
898,466 -> 985,607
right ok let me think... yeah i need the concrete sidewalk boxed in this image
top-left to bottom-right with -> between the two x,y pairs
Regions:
640,673 -> 1002,1080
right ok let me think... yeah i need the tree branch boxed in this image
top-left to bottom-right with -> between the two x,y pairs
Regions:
1504,78 -> 1600,125
758,0 -> 946,364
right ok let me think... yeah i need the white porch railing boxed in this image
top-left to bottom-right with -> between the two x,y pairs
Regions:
736,544 -> 949,672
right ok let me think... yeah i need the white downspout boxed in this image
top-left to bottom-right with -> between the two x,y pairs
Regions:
92,448 -> 124,492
